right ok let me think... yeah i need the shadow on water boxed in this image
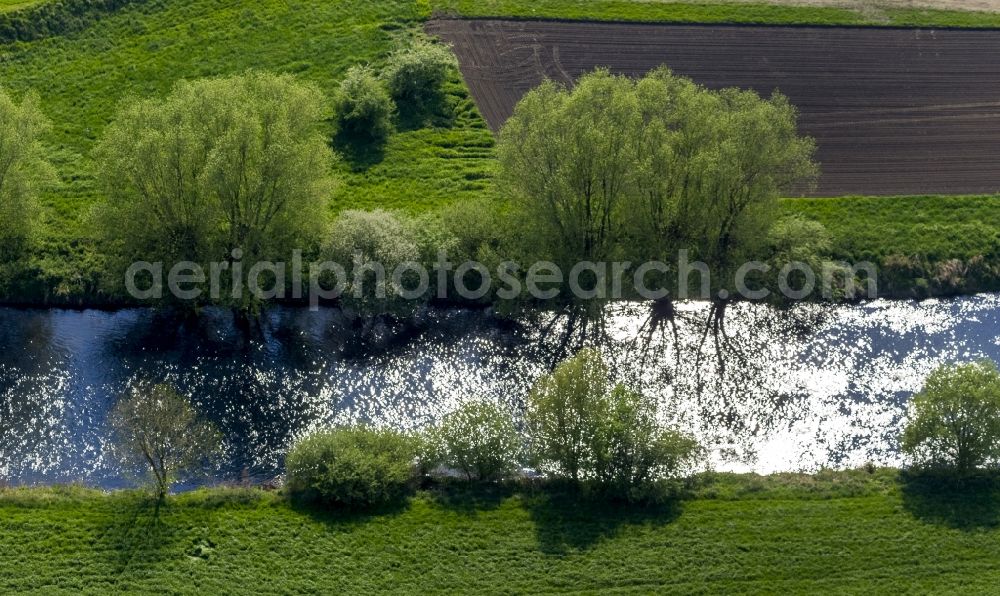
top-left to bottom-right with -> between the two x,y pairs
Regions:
900,471 -> 1000,530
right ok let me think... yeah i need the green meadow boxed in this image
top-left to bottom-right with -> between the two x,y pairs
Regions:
3,471 -> 999,593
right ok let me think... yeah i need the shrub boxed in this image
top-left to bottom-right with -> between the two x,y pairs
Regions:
382,40 -> 457,113
333,65 -> 394,144
324,209 -> 425,317
527,349 -> 700,501
285,427 -> 418,508
526,348 -> 610,482
433,401 -> 522,481
109,383 -> 222,500
902,360 -> 1000,475
591,385 -> 701,503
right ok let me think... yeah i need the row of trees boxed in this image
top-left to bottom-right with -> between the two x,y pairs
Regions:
0,41 -> 458,312
285,348 -> 700,507
108,356 -> 1000,502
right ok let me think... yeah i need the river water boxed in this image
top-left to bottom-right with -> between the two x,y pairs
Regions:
2,294 -> 999,488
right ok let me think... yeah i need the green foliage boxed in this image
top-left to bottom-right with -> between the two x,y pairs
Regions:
5,470 -> 1000,592
591,385 -> 701,503
94,71 -> 336,310
903,360 -> 1000,475
285,426 -> 418,509
0,0 -> 147,42
324,209 -> 427,317
783,195 -> 1000,298
383,40 -> 458,115
109,383 -> 222,499
496,68 -> 816,299
526,348 -> 698,499
526,348 -> 610,482
0,0 -> 493,305
0,87 -> 55,263
333,65 -> 395,145
431,401 -> 522,481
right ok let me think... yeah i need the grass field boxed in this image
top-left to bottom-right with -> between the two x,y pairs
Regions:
0,0 -> 44,13
2,0 -> 999,302
2,470 -> 999,593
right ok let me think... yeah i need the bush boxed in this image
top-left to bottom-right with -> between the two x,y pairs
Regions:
324,209 -> 426,317
902,360 -> 1000,475
527,349 -> 700,501
591,386 -> 701,503
285,427 -> 418,508
382,40 -> 457,113
526,348 -> 610,482
109,383 -> 222,500
432,401 -> 522,481
333,65 -> 394,144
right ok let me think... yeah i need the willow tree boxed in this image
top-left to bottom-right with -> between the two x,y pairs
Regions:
95,72 -> 336,311
496,67 -> 817,300
0,88 -> 54,262
497,70 -> 641,268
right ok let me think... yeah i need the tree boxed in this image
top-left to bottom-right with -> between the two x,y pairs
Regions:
95,72 -> 336,312
324,209 -> 425,318
497,71 -> 640,269
591,385 -> 701,502
495,67 -> 817,300
333,65 -> 394,144
0,87 -> 55,262
383,40 -> 456,115
526,348 -> 610,481
433,401 -> 522,481
285,426 -> 418,508
109,383 -> 222,500
902,360 -> 1000,475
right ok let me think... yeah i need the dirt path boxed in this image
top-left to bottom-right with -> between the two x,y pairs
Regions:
430,19 -> 1000,196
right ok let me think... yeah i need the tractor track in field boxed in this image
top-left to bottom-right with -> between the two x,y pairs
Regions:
428,19 -> 1000,196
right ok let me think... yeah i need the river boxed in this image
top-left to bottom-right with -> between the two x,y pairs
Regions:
2,294 -> 999,488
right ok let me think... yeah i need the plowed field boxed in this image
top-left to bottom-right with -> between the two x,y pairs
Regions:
429,19 -> 1000,196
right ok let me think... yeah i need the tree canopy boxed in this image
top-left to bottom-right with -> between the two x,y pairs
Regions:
0,87 -> 54,262
95,71 -> 337,310
496,68 -> 818,297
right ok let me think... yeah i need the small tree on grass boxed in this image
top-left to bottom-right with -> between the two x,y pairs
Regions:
110,384 -> 222,500
592,385 -> 701,503
383,40 -> 456,115
526,348 -> 610,482
0,87 -> 55,262
527,349 -> 701,501
333,65 -> 394,144
903,360 -> 1000,475
433,401 -> 522,482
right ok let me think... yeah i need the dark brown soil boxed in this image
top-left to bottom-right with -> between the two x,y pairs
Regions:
428,19 -> 1000,196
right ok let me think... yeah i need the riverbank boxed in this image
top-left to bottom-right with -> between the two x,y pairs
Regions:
2,469 -> 998,593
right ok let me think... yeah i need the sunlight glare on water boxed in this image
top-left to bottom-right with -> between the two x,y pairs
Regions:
2,294 -> 1000,487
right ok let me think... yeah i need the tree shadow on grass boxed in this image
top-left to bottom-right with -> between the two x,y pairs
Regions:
523,488 -> 684,555
288,496 -> 411,530
901,470 -> 1000,531
428,481 -> 518,514
332,130 -> 388,172
99,494 -> 190,574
